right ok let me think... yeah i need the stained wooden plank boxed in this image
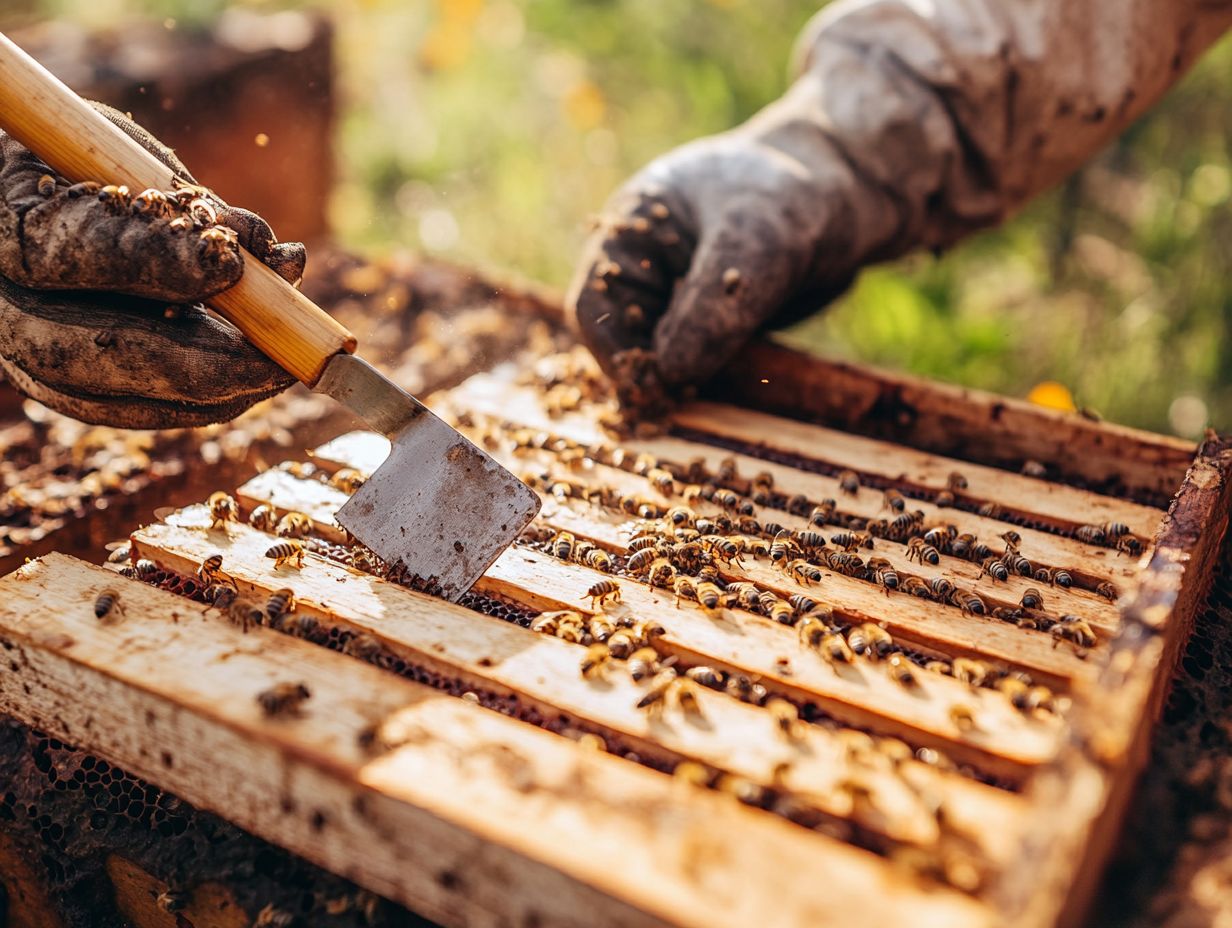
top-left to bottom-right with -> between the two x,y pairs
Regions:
229,471 -> 1067,778
673,401 -> 1163,539
130,515 -> 1027,863
0,555 -> 991,928
713,341 -> 1194,503
441,378 -> 1145,589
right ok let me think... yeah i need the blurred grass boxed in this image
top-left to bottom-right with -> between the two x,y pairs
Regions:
21,0 -> 1232,436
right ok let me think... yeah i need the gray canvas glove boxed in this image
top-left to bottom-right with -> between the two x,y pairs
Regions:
0,103 -> 305,429
569,0 -> 1232,410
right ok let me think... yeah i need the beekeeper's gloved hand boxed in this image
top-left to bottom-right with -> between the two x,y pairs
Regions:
0,102 -> 305,429
569,0 -> 1232,411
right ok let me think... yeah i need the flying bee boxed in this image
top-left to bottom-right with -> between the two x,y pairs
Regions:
906,538 -> 940,565
980,557 -> 1009,582
883,489 -> 906,512
810,500 -> 837,527
580,643 -> 612,679
837,470 -> 860,495
787,559 -> 822,585
685,666 -> 724,688
1020,587 -> 1044,609
93,588 -> 124,622
1051,615 -> 1097,649
951,657 -> 989,688
1075,524 -> 1107,545
952,590 -> 986,616
848,623 -> 893,659
265,541 -> 306,569
1116,536 -> 1143,557
696,581 -> 724,611
551,531 -> 576,560
207,491 -> 238,528
274,512 -> 313,538
886,654 -> 917,687
248,503 -> 279,533
226,598 -> 264,633
265,588 -> 296,628
329,468 -> 367,494
1095,581 -> 1118,601
627,647 -> 661,682
256,682 -> 311,717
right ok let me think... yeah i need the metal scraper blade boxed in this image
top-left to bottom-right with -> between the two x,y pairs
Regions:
314,353 -> 540,600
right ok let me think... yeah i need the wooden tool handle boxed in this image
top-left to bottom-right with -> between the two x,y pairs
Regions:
0,31 -> 356,386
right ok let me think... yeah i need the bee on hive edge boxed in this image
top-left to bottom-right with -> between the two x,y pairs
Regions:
265,588 -> 297,628
585,580 -> 622,609
256,682 -> 311,718
275,512 -> 314,539
837,470 -> 860,496
767,698 -> 804,741
93,588 -> 124,622
580,643 -> 611,679
197,553 -> 229,586
886,654 -> 917,687
329,468 -> 367,494
207,491 -> 238,529
248,503 -> 279,533
265,541 -> 306,569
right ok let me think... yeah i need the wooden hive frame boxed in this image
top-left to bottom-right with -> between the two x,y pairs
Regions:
0,334 -> 1225,928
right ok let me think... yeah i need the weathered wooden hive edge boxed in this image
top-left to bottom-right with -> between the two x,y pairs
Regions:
996,434 -> 1232,928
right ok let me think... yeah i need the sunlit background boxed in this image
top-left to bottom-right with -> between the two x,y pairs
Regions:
8,0 -> 1232,437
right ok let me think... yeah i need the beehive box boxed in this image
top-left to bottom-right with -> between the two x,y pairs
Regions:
0,324 -> 1224,927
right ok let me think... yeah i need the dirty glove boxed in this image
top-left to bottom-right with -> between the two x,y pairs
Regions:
569,0 -> 1232,407
0,103 -> 306,429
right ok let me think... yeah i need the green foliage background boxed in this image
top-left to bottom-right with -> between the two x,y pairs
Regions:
15,0 -> 1232,436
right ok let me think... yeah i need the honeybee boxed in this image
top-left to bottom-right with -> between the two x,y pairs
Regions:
647,468 -> 676,494
866,557 -> 899,593
950,533 -> 977,559
207,491 -> 238,529
792,531 -> 826,554
93,588 -> 124,622
1095,581 -> 1118,601
952,590 -> 986,616
580,546 -> 615,573
742,536 -> 771,559
770,530 -> 795,564
826,551 -> 864,577
767,598 -> 796,625
1053,569 -> 1073,588
346,546 -> 382,574
848,623 -> 893,659
951,657 -> 989,688
265,541 -> 306,569
1051,615 -> 1097,649
685,666 -> 723,688
636,668 -> 679,715
786,559 -> 822,585
343,633 -> 383,662
977,502 -> 1000,518
1116,536 -> 1143,557
228,598 -> 266,633
767,698 -> 804,741
329,468 -> 367,494
580,643 -> 612,679
1020,587 -> 1044,609
980,557 -> 1009,582
838,470 -> 860,495
886,654 -> 917,687
275,512 -> 314,538
830,531 -> 871,552
906,538 -> 940,566
119,559 -> 161,582
713,488 -> 741,512
202,583 -> 238,611
696,581 -> 724,611
552,531 -> 576,560
1102,521 -> 1129,538
726,674 -> 767,706
265,588 -> 296,628
810,500 -> 836,526
935,490 -> 955,508
587,615 -> 615,643
948,472 -> 968,492
36,173 -> 56,197
585,580 -> 622,609
993,606 -> 1025,624
1075,525 -> 1107,545
248,504 -> 279,533
97,183 -> 131,212
256,682 -> 311,717
923,526 -> 953,550
726,581 -> 762,610
701,535 -> 743,565
1004,551 -> 1033,576
628,647 -> 661,682
789,593 -> 820,614
883,489 -> 906,513
902,576 -> 931,598
999,530 -> 1022,548
673,576 -> 698,606
196,553 -> 231,587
